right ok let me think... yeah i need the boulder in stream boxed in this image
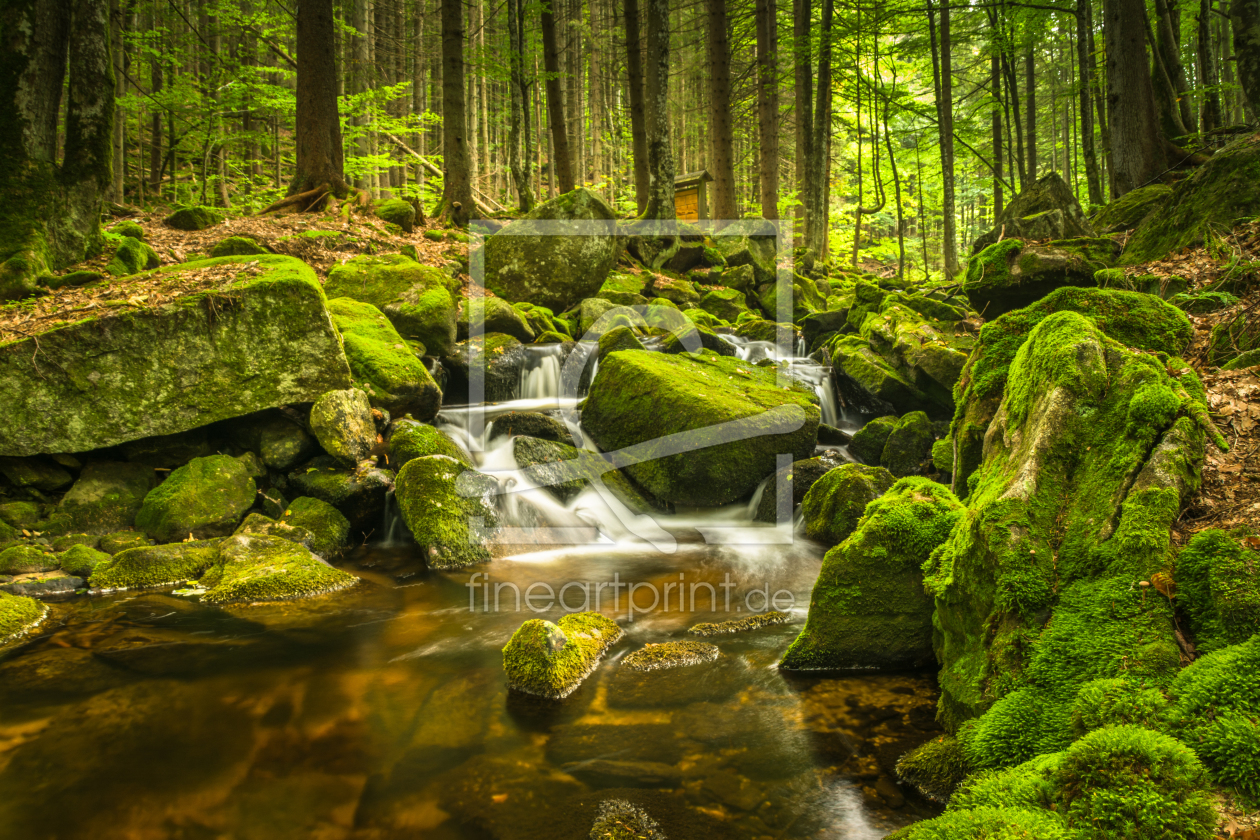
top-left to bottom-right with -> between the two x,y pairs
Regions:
0,591 -> 47,645
799,463 -> 896,546
309,388 -> 377,467
502,610 -> 623,698
622,640 -> 720,671
89,540 -> 222,592
286,455 -> 394,533
388,419 -> 472,469
278,497 -> 351,560
588,799 -> 666,840
198,534 -> 356,604
134,454 -> 256,543
327,299 -> 442,420
395,454 -> 499,568
323,253 -> 458,357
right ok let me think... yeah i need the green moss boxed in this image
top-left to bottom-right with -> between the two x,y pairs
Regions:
324,254 -> 458,356
0,500 -> 40,529
461,296 -> 535,342
388,419 -> 471,470
783,477 -> 963,670
501,611 -> 623,698
164,206 -> 225,231
580,349 -> 820,507
895,736 -> 974,804
57,543 -> 112,578
105,235 -> 160,276
881,410 -> 935,477
308,388 -> 375,466
395,455 -> 499,568
1092,183 -> 1173,233
892,805 -> 1069,840
596,325 -> 645,361
200,534 -> 356,604
1070,678 -> 1170,738
99,531 -> 149,554
658,323 -> 735,357
697,287 -> 751,323
688,610 -> 790,636
932,437 -> 954,473
799,463 -> 896,545
210,235 -> 268,257
621,640 -> 720,671
135,455 -> 256,543
588,800 -> 665,840
111,220 -> 145,240
0,591 -> 47,644
849,415 -> 898,464
376,198 -> 416,233
596,272 -> 649,306
1176,529 -> 1260,653
0,545 -> 59,574
89,540 -> 222,591
949,752 -> 1062,812
1223,348 -> 1260,371
327,297 -> 441,419
50,533 -> 100,552
279,496 -> 351,559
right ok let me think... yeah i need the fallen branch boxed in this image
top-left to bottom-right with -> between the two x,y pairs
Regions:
381,131 -> 497,218
258,184 -> 331,215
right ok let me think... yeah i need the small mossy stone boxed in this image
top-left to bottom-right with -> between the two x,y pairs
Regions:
502,611 -> 624,698
0,545 -> 59,575
849,415 -> 898,464
0,591 -> 47,644
89,540 -> 222,591
1223,348 -> 1260,371
485,411 -> 572,446
622,640 -> 720,671
376,198 -> 416,233
896,736 -> 972,804
134,455 -> 256,543
460,296 -> 535,343
106,236 -> 160,277
50,533 -> 99,552
388,419 -> 472,470
99,531 -> 149,554
209,236 -> 268,257
233,512 -> 317,552
200,534 -> 356,604
46,269 -> 102,290
229,410 -> 316,471
58,544 -> 112,578
59,462 -> 157,534
588,800 -> 665,840
163,206 -> 225,231
287,456 -> 394,532
799,463 -> 897,545
111,220 -> 145,240
697,287 -> 750,322
279,497 -> 351,560
0,501 -> 41,529
395,455 -> 499,569
309,388 -> 376,466
752,456 -> 839,524
880,411 -> 935,477
597,325 -> 644,361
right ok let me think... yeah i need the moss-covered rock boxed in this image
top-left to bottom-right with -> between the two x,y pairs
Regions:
0,545 -> 59,575
111,220 -> 145,240
0,456 -> 73,492
511,436 -> 657,513
1176,529 -> 1260,654
163,206 -> 224,231
964,239 -> 1117,318
931,437 -> 954,475
502,611 -> 623,698
395,455 -> 499,568
324,254 -> 458,357
278,496 -> 351,559
375,197 -> 416,233
309,388 -> 376,466
388,419 -> 471,469
99,531 -> 149,554
751,456 -> 840,524
895,735 -> 972,804
105,234 -> 160,276
926,311 -> 1206,763
782,477 -> 963,670
688,610 -> 790,636
828,335 -> 936,416
713,220 -> 777,286
697,287 -> 751,322
1092,183 -> 1173,234
0,501 -> 40,529
881,411 -> 935,477
580,350 -> 820,506
287,455 -> 394,532
441,333 -> 527,403
0,255 -> 352,457
135,455 -> 256,543
1124,132 -> 1260,264
971,172 -> 1096,254
596,272 -> 649,307
1223,348 -> 1260,371
57,543 -> 112,578
58,462 -> 157,533
0,591 -> 47,644
587,800 -> 665,840
622,640 -> 720,671
799,463 -> 896,545
327,298 -> 441,419
89,540 -> 222,591
849,415 -> 898,464
485,410 -> 571,446
460,295 -> 535,343
199,534 -> 356,604
228,410 -> 316,471
596,325 -> 645,361
484,188 -> 620,312
209,235 -> 268,257
658,323 -> 736,357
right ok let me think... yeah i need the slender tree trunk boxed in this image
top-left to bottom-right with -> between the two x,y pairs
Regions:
755,0 -> 779,220
441,0 -> 473,224
508,0 -> 534,210
793,0 -> 812,238
1026,45 -> 1037,179
624,0 -> 648,213
1105,0 -> 1166,196
707,0 -> 736,224
1198,0 -> 1221,132
111,0 -> 125,202
642,0 -> 674,221
929,0 -> 958,275
1154,0 -> 1195,130
542,0 -> 574,193
1232,0 -> 1260,112
805,0 -> 833,257
990,28 -> 1004,218
1078,0 -> 1102,205
288,0 -> 349,199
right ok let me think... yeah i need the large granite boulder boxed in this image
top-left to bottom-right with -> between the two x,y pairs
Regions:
0,255 -> 351,456
483,188 -> 619,312
323,254 -> 458,357
971,172 -> 1096,254
964,238 -> 1121,319
326,298 -> 442,420
580,349 -> 820,506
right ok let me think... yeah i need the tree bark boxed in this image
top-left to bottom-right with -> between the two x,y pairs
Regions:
793,0 -> 812,237
804,0 -> 832,256
1149,0 -> 1189,139
441,0 -> 474,225
1154,0 -> 1195,131
706,0 -> 737,224
1231,0 -> 1260,113
989,29 -> 1004,219
508,0 -> 534,210
1078,0 -> 1103,205
541,0 -> 574,193
642,0 -> 674,221
624,0 -> 649,214
1025,45 -> 1037,179
755,0 -> 779,220
1105,0 -> 1166,197
929,0 -> 958,276
289,0 -> 349,199
1198,0 -> 1221,132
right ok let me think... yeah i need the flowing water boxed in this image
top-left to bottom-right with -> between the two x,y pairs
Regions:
0,340 -> 942,839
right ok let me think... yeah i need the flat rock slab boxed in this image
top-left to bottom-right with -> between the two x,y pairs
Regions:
0,255 -> 351,456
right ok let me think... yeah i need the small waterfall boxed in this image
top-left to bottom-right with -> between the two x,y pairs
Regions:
815,372 -> 840,428
520,345 -> 564,402
796,336 -> 807,357
380,489 -> 407,546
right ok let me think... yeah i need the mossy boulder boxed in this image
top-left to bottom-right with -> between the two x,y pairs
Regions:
964,238 -> 1119,319
596,325 -> 645,361
135,455 -> 256,543
57,543 -> 112,578
926,311 -> 1207,760
163,206 -> 224,231
0,591 -> 47,644
89,540 -> 222,591
971,172 -> 1096,254
697,287 -> 751,323
1124,132 -> 1260,264
278,496 -> 351,559
287,455 -> 394,532
0,255 -> 351,457
0,545 -> 59,575
324,254 -> 458,358
99,531 -> 149,554
828,335 -> 935,416
511,436 -> 657,513
199,534 -> 356,604
596,272 -> 649,307
105,235 -> 160,276
111,220 -> 145,240
881,411 -> 935,477
849,415 -> 898,464
58,462 -> 157,533
895,736 -> 972,804
1176,528 -> 1260,654
751,456 -> 841,524
0,457 -> 71,492
1091,183 -> 1173,234
375,197 -> 416,233
484,188 -> 620,312
799,463 -> 896,545
327,299 -> 442,420
689,610 -> 790,636
228,410 -> 316,471
460,296 -> 535,343
658,323 -> 736,357
502,611 -> 623,699
209,235 -> 268,257
486,411 -> 572,446
388,419 -> 471,470
713,220 -> 777,286
580,350 -> 820,506
0,500 -> 40,529
395,455 -> 499,569
651,275 -> 700,306
782,477 -> 963,670
440,334 -> 527,403
622,640 -> 719,671
309,388 -> 376,466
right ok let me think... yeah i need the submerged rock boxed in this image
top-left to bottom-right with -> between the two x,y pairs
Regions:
327,299 -> 442,420
1,572 -> 83,598
0,591 -> 47,644
0,255 -> 351,456
484,187 -> 620,312
799,463 -> 896,545
581,350 -> 820,507
622,640 -> 720,671
502,611 -> 623,698
89,540 -> 222,591
57,461 -> 157,534
783,477 -> 963,670
199,534 -> 356,604
134,455 -> 256,543
588,799 -> 667,840
395,455 -> 499,568
688,610 -> 791,636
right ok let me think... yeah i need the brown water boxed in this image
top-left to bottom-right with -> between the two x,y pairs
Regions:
0,538 -> 943,840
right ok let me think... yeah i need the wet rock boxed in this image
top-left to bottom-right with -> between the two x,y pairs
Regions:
327,299 -> 443,420
752,455 -> 840,524
309,388 -> 377,466
441,334 -> 528,403
895,736 -> 971,804
98,530 -> 149,554
395,455 -> 498,568
502,611 -> 623,698
485,411 -> 573,446
484,187 -> 620,312
388,419 -> 472,469
817,424 -> 852,445
880,411 -> 935,477
58,461 -> 157,534
199,533 -> 356,604
606,658 -> 744,709
689,610 -> 791,636
278,496 -> 351,559
287,455 -> 394,533
0,456 -> 73,491
89,540 -> 222,591
799,463 -> 896,546
829,337 -> 937,417
135,454 -> 256,542
1,571 -> 83,598
622,640 -> 720,671
57,543 -> 111,578
0,590 -> 47,644
459,296 -> 536,343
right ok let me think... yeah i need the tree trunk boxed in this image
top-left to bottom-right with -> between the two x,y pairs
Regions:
1198,0 -> 1221,132
804,0 -> 832,257
0,0 -> 115,300
440,0 -> 474,225
1105,0 -> 1166,197
1154,0 -> 1195,131
793,0 -> 812,237
1025,45 -> 1037,179
1232,0 -> 1260,113
929,0 -> 958,276
642,0 -> 674,222
706,0 -> 736,224
111,0 -> 125,202
1078,0 -> 1103,205
990,35 -> 1004,219
624,0 -> 649,213
542,0 -> 574,193
288,0 -> 349,199
755,0 -> 779,220
508,0 -> 534,210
